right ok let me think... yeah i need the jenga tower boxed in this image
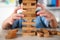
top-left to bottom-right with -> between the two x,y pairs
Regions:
22,0 -> 36,36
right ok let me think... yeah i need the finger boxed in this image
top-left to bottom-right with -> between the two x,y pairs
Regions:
37,3 -> 45,10
13,6 -> 21,13
39,13 -> 48,17
13,16 -> 21,20
12,14 -> 21,20
14,14 -> 24,18
9,22 -> 13,25
46,17 -> 52,21
16,14 -> 24,17
13,14 -> 24,20
9,20 -> 14,25
37,10 -> 44,15
40,13 -> 51,19
21,14 -> 24,17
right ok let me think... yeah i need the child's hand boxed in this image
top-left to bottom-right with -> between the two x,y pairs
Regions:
6,6 -> 24,25
37,3 -> 55,21
36,3 -> 58,28
2,6 -> 24,29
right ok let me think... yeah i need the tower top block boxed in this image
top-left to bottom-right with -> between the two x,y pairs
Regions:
23,0 -> 36,1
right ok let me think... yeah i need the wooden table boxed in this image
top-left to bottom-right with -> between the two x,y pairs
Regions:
0,28 -> 60,40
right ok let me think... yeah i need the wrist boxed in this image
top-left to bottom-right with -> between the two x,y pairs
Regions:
50,18 -> 58,28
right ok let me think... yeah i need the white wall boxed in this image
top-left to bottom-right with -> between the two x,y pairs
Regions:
0,7 -> 15,30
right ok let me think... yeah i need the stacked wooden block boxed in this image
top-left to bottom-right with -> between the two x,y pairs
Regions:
37,28 -> 60,37
5,29 -> 18,39
22,0 -> 36,36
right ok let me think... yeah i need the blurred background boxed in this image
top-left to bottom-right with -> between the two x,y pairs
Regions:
0,0 -> 60,30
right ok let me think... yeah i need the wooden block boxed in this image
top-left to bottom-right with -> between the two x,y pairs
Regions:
23,11 -> 35,14
43,30 -> 49,33
23,10 -> 36,14
44,33 -> 50,37
22,27 -> 36,31
23,14 -> 32,17
5,29 -> 18,39
23,0 -> 36,1
22,20 -> 31,22
22,8 -> 36,14
49,30 -> 57,35
23,7 -> 36,10
23,2 -> 36,7
23,6 -> 36,9
31,14 -> 36,17
24,11 -> 35,14
23,8 -> 36,13
23,30 -> 36,33
22,22 -> 35,25
23,17 -> 35,22
23,17 -> 35,19
23,13 -> 31,16
22,24 -> 35,28
23,4 -> 36,8
22,32 -> 36,36
23,1 -> 36,3
22,0 -> 36,37
40,28 -> 49,33
37,32 -> 44,37
23,12 -> 36,17
23,12 -> 36,15
57,31 -> 60,36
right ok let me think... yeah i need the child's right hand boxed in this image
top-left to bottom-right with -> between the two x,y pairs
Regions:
7,6 -> 24,25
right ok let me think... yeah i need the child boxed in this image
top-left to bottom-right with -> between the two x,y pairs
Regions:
2,0 -> 58,29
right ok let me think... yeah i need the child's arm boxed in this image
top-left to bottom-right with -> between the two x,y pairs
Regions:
2,6 -> 24,29
37,3 -> 58,28
49,16 -> 58,28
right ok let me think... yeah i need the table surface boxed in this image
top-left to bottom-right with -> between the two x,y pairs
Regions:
0,28 -> 60,40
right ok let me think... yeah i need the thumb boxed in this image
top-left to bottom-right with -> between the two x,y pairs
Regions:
9,21 -> 13,25
13,6 -> 21,13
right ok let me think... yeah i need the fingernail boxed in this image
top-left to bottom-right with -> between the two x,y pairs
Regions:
37,12 -> 40,15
